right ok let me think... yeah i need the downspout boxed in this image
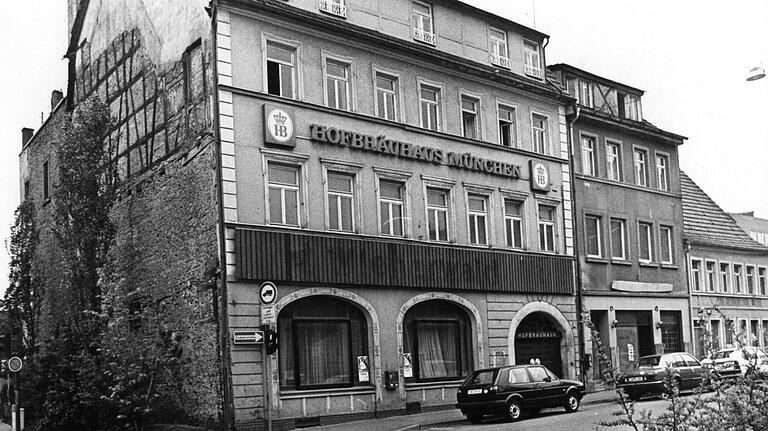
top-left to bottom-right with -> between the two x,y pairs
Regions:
568,105 -> 585,385
683,239 -> 697,357
209,1 -> 236,429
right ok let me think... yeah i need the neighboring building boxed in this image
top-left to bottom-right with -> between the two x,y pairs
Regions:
682,173 -> 768,358
548,64 -> 689,388
729,211 -> 768,246
215,0 -> 577,427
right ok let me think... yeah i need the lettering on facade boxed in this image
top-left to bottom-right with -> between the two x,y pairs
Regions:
309,124 -> 522,179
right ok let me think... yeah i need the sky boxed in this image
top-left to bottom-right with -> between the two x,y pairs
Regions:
0,1 -> 766,293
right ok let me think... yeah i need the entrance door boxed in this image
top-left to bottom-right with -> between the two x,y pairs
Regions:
616,326 -> 639,371
616,311 -> 654,371
515,312 -> 563,377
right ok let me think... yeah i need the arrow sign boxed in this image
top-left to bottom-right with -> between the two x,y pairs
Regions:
232,330 -> 264,345
259,281 -> 277,305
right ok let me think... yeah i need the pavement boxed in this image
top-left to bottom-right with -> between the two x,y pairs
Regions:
301,389 -> 620,431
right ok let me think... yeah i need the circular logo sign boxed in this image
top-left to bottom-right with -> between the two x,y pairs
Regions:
266,108 -> 294,144
259,281 -> 277,305
7,356 -> 22,373
532,162 -> 549,190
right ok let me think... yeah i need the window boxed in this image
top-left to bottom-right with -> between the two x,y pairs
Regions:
656,154 -> 669,191
498,104 -> 516,147
488,28 -> 509,68
523,40 -> 542,78
747,265 -> 756,294
278,296 -> 368,389
461,95 -> 480,140
734,264 -> 743,293
538,204 -> 556,252
610,218 -> 627,260
324,58 -> 350,111
504,199 -> 524,248
327,172 -> 354,232
579,81 -> 594,108
580,136 -> 596,176
706,261 -> 716,292
618,93 -> 642,121
267,163 -> 301,226
379,180 -> 406,237
760,267 -> 767,296
412,1 -> 435,45
266,41 -> 296,99
403,300 -> 473,381
638,222 -> 653,262
606,141 -> 622,181
426,188 -> 449,242
691,259 -> 703,291
585,215 -> 603,258
374,72 -> 399,121
659,225 -> 673,264
467,194 -> 488,246
23,180 -> 30,200
531,114 -> 548,154
419,83 -> 441,131
319,0 -> 347,17
720,262 -> 731,293
633,148 -> 648,186
711,320 -> 722,351
660,311 -> 683,353
763,320 -> 768,348
751,320 -> 760,346
42,160 -> 50,201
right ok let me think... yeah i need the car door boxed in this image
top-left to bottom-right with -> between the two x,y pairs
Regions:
499,367 -> 536,405
527,366 -> 560,407
668,354 -> 691,389
681,353 -> 706,388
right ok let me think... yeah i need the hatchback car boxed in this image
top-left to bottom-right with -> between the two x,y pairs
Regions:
702,347 -> 768,379
617,352 -> 712,400
455,364 -> 585,423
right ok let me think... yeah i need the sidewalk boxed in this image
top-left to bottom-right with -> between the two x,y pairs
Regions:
301,389 -> 620,431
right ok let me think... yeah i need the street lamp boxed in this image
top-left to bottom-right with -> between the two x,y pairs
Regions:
747,66 -> 765,81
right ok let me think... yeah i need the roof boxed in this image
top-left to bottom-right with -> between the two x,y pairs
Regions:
681,171 -> 768,253
448,0 -> 548,40
576,109 -> 687,144
548,63 -> 644,95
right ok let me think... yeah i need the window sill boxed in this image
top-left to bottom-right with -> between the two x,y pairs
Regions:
280,386 -> 375,399
404,379 -> 463,389
661,264 -> 678,270
585,256 -> 609,264
611,259 -> 632,266
639,261 -> 658,268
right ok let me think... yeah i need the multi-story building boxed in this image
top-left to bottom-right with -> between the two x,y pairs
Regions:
215,0 -> 577,427
548,64 -> 688,388
682,173 -> 768,357
729,211 -> 768,247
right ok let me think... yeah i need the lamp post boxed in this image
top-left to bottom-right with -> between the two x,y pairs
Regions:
747,66 -> 766,81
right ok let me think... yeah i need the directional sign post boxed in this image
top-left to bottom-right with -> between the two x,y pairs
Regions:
232,330 -> 264,345
258,282 -> 278,431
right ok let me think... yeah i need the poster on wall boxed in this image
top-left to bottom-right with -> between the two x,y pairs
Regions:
627,343 -> 635,362
357,356 -> 370,382
402,353 -> 413,378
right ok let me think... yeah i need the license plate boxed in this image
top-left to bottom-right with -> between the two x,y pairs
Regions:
628,377 -> 644,382
467,389 -> 483,395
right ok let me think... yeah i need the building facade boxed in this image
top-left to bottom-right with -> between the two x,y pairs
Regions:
729,212 -> 768,247
682,173 -> 768,358
214,0 -> 578,427
548,64 -> 689,388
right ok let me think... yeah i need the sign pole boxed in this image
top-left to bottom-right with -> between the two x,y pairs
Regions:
265,340 -> 272,431
14,372 -> 19,431
258,282 -> 277,431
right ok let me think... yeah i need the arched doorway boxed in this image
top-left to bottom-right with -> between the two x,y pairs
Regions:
514,312 -> 563,377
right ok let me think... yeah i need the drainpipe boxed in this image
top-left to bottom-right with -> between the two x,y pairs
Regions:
683,240 -> 697,357
567,105 -> 586,385
209,1 -> 236,429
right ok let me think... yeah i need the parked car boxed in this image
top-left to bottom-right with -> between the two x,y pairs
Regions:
455,364 -> 585,424
617,352 -> 712,400
702,347 -> 768,379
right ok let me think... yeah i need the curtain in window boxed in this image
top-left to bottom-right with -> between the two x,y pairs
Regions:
417,322 -> 458,379
297,322 -> 349,386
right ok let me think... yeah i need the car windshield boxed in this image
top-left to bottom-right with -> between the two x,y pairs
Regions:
466,370 -> 496,386
713,350 -> 735,360
637,356 -> 662,367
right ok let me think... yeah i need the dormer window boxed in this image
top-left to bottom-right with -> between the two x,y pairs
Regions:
412,2 -> 436,45
579,81 -> 594,108
618,92 -> 642,121
523,40 -> 543,79
319,0 -> 347,18
488,28 -> 510,68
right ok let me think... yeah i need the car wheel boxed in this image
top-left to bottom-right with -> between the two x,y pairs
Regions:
466,414 -> 483,424
505,399 -> 522,422
564,391 -> 580,413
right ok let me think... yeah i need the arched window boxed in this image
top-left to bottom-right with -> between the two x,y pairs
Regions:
403,300 -> 473,381
278,296 -> 369,390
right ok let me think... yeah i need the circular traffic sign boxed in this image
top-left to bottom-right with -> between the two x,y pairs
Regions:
7,356 -> 22,373
259,281 -> 277,305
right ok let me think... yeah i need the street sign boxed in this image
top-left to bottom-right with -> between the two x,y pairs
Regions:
261,304 -> 276,325
259,281 -> 277,305
7,357 -> 22,373
232,330 -> 264,345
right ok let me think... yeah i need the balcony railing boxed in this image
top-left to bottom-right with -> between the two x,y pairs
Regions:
319,0 -> 347,18
490,53 -> 510,69
413,27 -> 436,45
525,64 -> 544,79
234,227 -> 575,295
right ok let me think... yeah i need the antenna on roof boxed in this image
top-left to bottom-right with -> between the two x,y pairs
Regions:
531,0 -> 537,29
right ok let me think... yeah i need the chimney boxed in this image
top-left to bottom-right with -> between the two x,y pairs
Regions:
51,90 -> 64,110
21,128 -> 34,148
